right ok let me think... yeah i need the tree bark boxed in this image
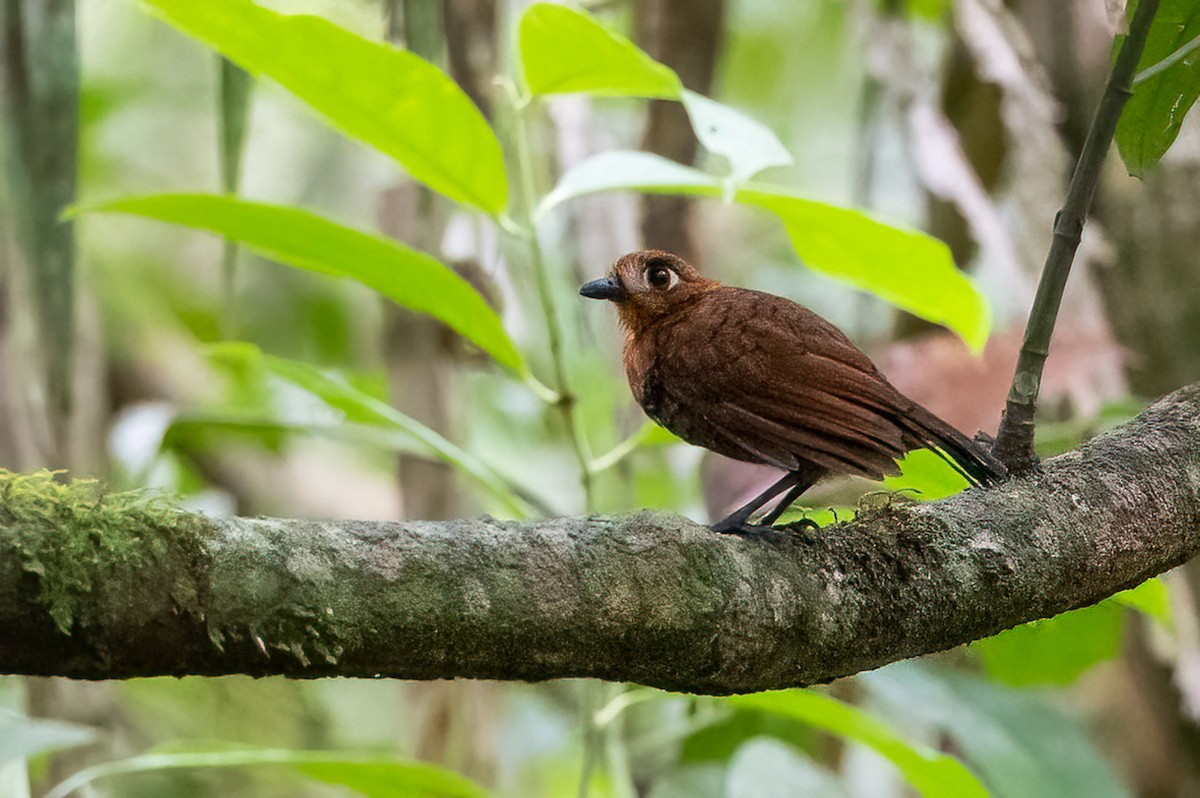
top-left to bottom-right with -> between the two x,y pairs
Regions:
1,382 -> 1199,695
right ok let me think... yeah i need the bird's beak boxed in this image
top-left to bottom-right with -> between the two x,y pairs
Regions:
579,275 -> 628,302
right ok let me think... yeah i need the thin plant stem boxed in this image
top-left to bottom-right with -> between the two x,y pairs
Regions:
992,0 -> 1161,472
507,87 -> 595,509
217,57 -> 251,338
602,684 -> 636,798
577,683 -> 602,798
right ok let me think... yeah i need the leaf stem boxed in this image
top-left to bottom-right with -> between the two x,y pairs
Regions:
507,88 -> 595,509
217,56 -> 252,339
992,0 -> 1160,472
1133,32 -> 1200,85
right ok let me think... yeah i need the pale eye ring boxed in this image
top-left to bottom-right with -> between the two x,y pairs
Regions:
646,264 -> 676,289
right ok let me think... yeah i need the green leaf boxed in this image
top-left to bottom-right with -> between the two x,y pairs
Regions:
864,664 -> 1130,798
680,90 -> 792,183
972,603 -> 1124,687
519,2 -> 681,98
1111,576 -> 1172,629
728,691 -> 988,798
0,710 -> 96,768
543,152 -> 991,349
299,760 -> 487,798
204,343 -> 534,516
518,4 -> 789,184
884,448 -> 970,501
45,748 -> 487,798
736,186 -> 991,352
140,0 -> 506,211
974,579 -> 1172,687
1117,0 -> 1200,177
83,194 -> 525,374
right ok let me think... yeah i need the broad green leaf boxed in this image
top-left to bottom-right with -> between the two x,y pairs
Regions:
681,90 -> 793,183
140,0 -> 506,211
0,710 -> 96,768
45,748 -> 487,798
84,194 -> 525,374
204,343 -> 534,516
736,186 -> 991,352
865,664 -> 1130,798
519,2 -> 681,98
1112,576 -> 1172,629
544,152 -> 991,349
884,448 -> 970,501
299,760 -> 487,798
972,603 -> 1124,687
728,691 -> 987,798
1117,0 -> 1200,177
519,4 -> 788,185
974,579 -> 1171,687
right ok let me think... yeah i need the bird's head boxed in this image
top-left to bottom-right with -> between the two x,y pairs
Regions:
579,250 -> 717,333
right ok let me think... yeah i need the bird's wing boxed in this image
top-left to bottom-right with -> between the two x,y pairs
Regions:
662,291 -> 917,479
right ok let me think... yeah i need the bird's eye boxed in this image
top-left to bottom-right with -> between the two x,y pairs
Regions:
646,265 -> 675,289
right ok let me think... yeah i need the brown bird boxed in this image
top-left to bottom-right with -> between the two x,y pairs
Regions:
580,249 -> 1007,534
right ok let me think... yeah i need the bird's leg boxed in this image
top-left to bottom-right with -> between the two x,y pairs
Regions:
711,471 -> 802,534
758,479 -> 816,527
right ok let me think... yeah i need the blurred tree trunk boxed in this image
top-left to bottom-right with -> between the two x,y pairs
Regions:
925,35 -> 1006,272
894,2 -> 1009,341
0,0 -> 78,468
1,4 -> 116,796
1096,148 -> 1200,397
382,0 -> 497,784
382,0 -> 458,526
635,0 -> 725,265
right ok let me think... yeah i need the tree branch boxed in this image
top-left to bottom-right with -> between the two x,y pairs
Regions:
2,383 -> 1199,694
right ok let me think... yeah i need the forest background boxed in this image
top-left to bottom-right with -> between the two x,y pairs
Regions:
3,0 -> 1200,796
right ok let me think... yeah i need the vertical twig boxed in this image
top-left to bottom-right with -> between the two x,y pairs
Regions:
992,0 -> 1160,472
508,96 -> 595,509
217,57 -> 252,339
1,0 -> 79,465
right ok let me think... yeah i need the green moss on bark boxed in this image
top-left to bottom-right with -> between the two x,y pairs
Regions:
0,470 -> 212,633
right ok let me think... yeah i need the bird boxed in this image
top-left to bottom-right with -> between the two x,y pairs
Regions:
579,249 -> 1007,534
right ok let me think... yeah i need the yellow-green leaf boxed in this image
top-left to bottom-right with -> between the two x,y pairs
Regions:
140,0 -> 507,212
84,194 -> 525,374
730,691 -> 988,798
545,152 -> 991,350
519,2 -> 681,98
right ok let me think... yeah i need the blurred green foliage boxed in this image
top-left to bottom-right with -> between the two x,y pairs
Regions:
2,0 -> 1193,795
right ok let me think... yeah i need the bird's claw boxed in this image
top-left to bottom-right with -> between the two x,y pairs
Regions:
710,517 -> 821,536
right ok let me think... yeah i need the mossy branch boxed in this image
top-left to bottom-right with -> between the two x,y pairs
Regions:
1,382 -> 1199,694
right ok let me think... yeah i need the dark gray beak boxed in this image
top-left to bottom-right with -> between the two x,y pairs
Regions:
579,276 -> 628,301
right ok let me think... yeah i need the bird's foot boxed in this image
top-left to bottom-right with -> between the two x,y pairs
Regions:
711,518 -> 766,536
710,517 -> 821,536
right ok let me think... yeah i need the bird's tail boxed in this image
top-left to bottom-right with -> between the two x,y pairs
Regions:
899,402 -> 1008,486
